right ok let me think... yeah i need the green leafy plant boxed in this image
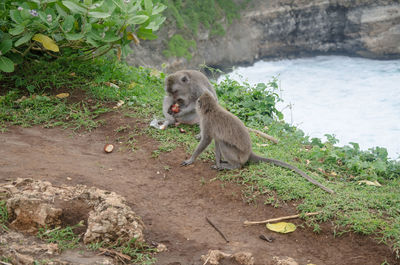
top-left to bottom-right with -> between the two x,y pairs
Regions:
0,0 -> 166,72
215,75 -> 284,126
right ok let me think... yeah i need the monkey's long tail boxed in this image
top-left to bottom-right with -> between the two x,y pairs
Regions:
249,153 -> 335,194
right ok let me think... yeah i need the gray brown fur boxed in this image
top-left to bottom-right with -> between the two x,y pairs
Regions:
162,70 -> 217,129
181,92 -> 335,194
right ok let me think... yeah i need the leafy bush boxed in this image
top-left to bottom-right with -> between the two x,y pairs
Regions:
0,0 -> 166,73
215,75 -> 284,126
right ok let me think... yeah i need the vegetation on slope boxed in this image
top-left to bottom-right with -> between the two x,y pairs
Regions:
159,0 -> 251,60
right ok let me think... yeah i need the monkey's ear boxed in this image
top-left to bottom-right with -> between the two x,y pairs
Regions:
181,75 -> 189,83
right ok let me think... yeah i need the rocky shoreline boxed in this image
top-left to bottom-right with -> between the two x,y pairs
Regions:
127,0 -> 400,73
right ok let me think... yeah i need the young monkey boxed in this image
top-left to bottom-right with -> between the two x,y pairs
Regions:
181,92 -> 334,194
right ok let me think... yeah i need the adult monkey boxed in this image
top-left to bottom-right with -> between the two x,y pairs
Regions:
181,92 -> 335,194
160,70 -> 217,130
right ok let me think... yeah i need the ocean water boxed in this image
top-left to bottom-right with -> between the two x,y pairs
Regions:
220,56 -> 400,159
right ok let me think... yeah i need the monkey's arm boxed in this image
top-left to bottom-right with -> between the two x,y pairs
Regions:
181,134 -> 212,166
162,96 -> 176,129
249,153 -> 335,194
172,102 -> 196,118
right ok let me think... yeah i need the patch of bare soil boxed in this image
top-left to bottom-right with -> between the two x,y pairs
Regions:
0,111 -> 397,265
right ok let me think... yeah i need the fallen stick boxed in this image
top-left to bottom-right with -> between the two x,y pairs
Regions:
206,216 -> 229,243
243,211 -> 322,226
247,127 -> 278,144
99,247 -> 131,261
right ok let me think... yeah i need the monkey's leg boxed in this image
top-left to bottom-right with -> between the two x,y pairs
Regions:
214,141 -> 243,170
211,140 -> 223,169
181,135 -> 212,166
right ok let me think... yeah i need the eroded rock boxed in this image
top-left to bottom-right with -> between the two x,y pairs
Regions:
201,249 -> 255,265
1,178 -> 144,245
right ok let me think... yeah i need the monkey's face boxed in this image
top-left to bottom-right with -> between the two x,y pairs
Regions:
165,72 -> 190,95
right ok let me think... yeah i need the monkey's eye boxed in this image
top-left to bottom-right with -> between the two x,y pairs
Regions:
181,76 -> 188,83
177,98 -> 184,105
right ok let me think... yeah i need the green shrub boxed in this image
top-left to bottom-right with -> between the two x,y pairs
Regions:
0,0 -> 166,73
215,75 -> 284,126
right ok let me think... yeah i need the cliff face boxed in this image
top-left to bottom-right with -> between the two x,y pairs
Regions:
127,0 -> 400,72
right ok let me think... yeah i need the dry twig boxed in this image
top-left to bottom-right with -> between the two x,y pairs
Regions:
99,247 -> 131,261
206,216 -> 229,243
247,127 -> 278,144
244,211 -> 322,226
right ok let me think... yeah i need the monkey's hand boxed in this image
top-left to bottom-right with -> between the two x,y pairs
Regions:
181,159 -> 194,166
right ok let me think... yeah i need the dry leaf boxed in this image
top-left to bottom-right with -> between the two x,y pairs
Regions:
256,143 -> 269,147
127,32 -> 140,45
117,46 -> 121,61
105,82 -> 119,89
266,222 -> 296,233
358,180 -> 382,187
56,93 -> 69,99
69,72 -> 76,76
113,100 -> 125,109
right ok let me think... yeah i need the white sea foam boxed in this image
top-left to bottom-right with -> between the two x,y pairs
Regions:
220,56 -> 400,159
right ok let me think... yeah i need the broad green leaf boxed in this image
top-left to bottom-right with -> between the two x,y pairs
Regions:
111,0 -> 124,11
62,0 -> 87,14
88,11 -> 111,18
121,43 -> 132,57
86,36 -> 100,47
65,32 -> 85,40
15,32 -> 34,47
10,10 -> 23,24
62,15 -> 75,32
32,33 -> 60,52
136,28 -> 157,40
84,0 -> 93,5
9,25 -> 25,36
266,222 -> 297,234
103,33 -> 121,43
152,4 -> 166,15
144,0 -> 152,11
127,15 -> 148,25
0,39 -> 12,55
146,16 -> 165,31
0,56 -> 14,73
7,52 -> 23,64
56,3 -> 68,17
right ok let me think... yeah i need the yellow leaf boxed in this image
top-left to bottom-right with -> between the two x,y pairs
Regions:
32,34 -> 59,52
266,222 -> 296,233
56,93 -> 69,99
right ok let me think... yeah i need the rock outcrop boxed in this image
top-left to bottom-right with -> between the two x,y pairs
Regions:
128,0 -> 400,72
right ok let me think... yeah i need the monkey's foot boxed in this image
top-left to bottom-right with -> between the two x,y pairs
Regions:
211,165 -> 225,171
181,160 -> 193,166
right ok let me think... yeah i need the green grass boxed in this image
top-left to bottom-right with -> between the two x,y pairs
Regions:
1,56 -> 400,259
37,222 -> 84,251
0,200 -> 8,231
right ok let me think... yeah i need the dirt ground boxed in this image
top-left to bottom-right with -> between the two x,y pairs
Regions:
0,111 -> 397,265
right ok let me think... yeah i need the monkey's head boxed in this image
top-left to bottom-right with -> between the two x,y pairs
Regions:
165,71 -> 192,106
197,92 -> 216,114
165,71 -> 191,95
